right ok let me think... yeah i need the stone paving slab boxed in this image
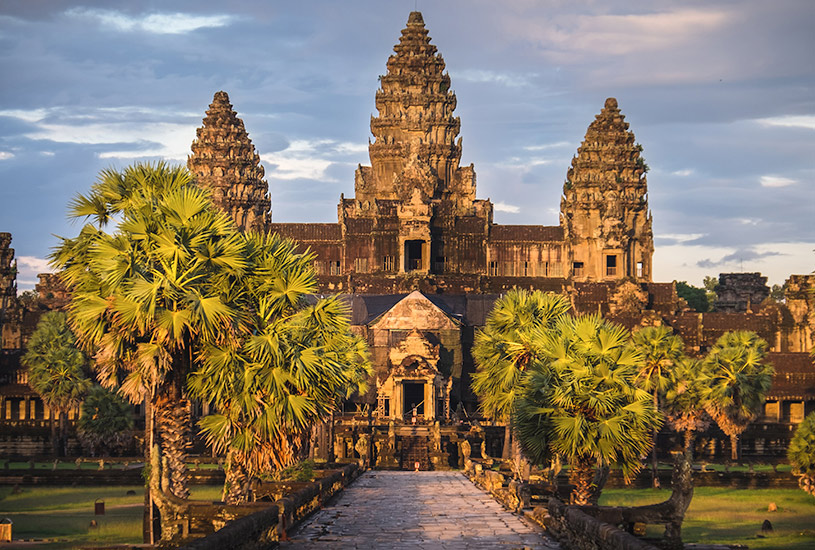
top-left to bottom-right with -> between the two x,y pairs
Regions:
280,471 -> 559,549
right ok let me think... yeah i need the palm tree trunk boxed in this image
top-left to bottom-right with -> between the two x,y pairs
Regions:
730,433 -> 739,463
155,393 -> 191,499
569,455 -> 595,506
651,391 -> 660,488
683,429 -> 694,462
59,410 -> 67,457
502,422 -> 512,461
50,406 -> 58,457
223,450 -> 252,504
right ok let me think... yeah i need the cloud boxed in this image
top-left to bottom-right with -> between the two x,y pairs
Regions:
15,256 -> 53,290
512,8 -> 729,59
757,115 -> 815,130
1,106 -> 197,161
656,233 -> 705,244
760,175 -> 797,188
697,248 -> 781,268
524,141 -> 570,152
493,202 -> 520,214
262,139 -> 366,182
0,152 -> 14,160
65,8 -> 235,35
454,70 -> 535,88
653,242 -> 815,286
670,169 -> 694,177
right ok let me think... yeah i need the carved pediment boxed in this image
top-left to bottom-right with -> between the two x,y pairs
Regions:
370,291 -> 460,331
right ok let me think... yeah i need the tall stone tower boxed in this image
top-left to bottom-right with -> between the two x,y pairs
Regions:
188,91 -> 271,233
560,98 -> 653,282
354,11 -> 477,211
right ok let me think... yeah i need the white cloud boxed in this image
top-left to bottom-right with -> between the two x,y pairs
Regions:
524,141 -> 570,152
670,169 -> 694,177
512,9 -> 729,59
0,152 -> 14,160
760,175 -> 797,188
15,256 -> 54,291
262,139 -> 366,182
493,202 -> 520,214
40,151 -> 55,157
66,8 -> 234,35
454,69 -> 535,88
656,233 -> 705,243
0,108 -> 49,123
757,115 -> 815,130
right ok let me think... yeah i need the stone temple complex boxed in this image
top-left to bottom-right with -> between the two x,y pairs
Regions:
1,12 -> 814,465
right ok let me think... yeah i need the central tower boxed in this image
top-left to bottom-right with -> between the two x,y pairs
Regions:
354,11 -> 477,211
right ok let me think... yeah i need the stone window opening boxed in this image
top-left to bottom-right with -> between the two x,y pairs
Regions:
523,261 -> 529,277
329,260 -> 341,275
405,240 -> 424,271
355,257 -> 368,273
637,262 -> 644,278
573,261 -> 584,277
383,255 -> 395,272
488,261 -> 498,276
606,255 -> 618,277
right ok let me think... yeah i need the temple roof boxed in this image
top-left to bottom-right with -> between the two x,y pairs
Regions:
188,91 -> 271,232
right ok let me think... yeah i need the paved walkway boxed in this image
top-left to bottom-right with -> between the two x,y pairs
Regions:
280,471 -> 559,549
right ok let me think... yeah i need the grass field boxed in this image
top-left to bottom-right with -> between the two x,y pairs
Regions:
0,485 -> 222,549
599,487 -> 815,549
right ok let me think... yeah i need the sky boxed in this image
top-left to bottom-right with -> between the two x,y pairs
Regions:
1,0 -> 813,290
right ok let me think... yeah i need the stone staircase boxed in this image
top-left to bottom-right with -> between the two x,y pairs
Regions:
400,435 -> 430,470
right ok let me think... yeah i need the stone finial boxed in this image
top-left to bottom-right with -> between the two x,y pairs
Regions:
604,97 -> 618,110
408,11 -> 424,25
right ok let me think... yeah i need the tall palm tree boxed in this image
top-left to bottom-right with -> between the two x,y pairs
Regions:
471,289 -> 571,458
788,411 -> 815,497
188,233 -> 371,504
52,161 -> 246,504
662,357 -> 711,460
514,314 -> 662,505
703,330 -> 773,462
631,325 -> 685,486
22,311 -> 91,456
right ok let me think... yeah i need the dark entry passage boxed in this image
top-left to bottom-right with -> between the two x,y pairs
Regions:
405,240 -> 423,271
403,381 -> 424,416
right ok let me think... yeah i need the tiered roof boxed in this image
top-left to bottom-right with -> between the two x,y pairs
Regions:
561,98 -> 652,243
361,12 -> 466,203
188,91 -> 271,233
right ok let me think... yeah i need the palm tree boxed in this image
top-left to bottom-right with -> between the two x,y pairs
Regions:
22,311 -> 91,456
631,325 -> 685,486
188,232 -> 370,503
788,411 -> 815,497
662,357 -> 711,460
514,314 -> 662,505
471,289 -> 571,459
52,162 -> 245,517
703,331 -> 773,462
77,385 -> 135,456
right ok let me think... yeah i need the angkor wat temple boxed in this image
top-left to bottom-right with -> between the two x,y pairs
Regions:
1,12 -> 813,463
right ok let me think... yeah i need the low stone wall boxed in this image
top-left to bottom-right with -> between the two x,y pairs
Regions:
177,463 -> 361,550
0,465 -> 224,486
542,498 -> 659,550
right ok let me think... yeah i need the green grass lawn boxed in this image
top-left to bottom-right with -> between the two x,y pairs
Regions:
0,485 -> 223,549
599,487 -> 815,549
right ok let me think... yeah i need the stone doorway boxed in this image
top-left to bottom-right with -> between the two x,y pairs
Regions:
403,381 -> 425,418
405,240 -> 424,271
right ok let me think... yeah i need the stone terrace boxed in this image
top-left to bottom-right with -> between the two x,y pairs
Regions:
281,470 -> 559,549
